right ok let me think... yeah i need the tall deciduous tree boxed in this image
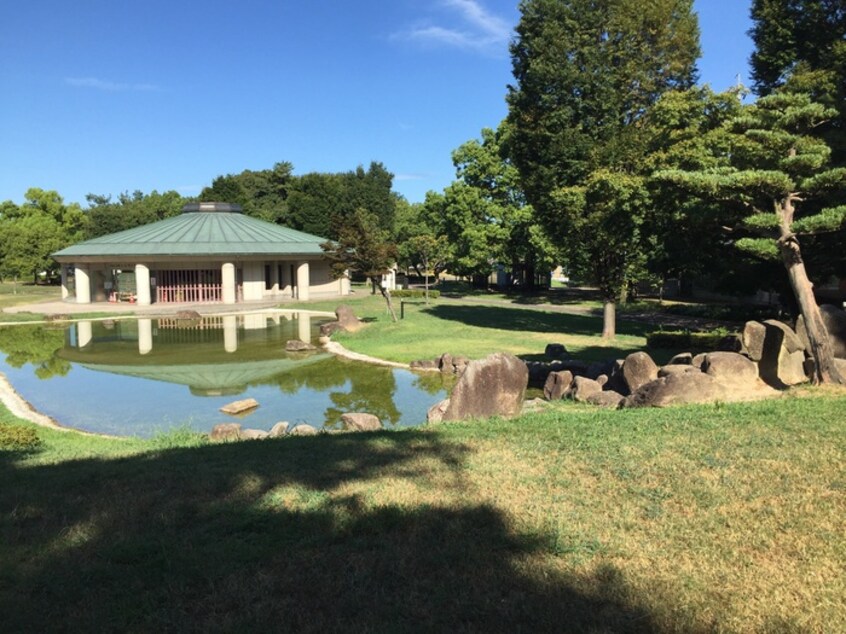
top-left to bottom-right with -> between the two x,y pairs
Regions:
658,92 -> 846,384
507,0 -> 700,337
321,208 -> 399,322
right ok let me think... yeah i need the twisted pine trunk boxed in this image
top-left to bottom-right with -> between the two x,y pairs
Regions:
778,196 -> 845,385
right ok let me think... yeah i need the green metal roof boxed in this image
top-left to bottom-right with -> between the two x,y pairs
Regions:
53,211 -> 328,259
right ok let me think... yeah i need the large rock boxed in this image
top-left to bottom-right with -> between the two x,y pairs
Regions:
210,423 -> 242,441
658,364 -> 699,378
758,320 -> 808,387
442,353 -> 528,421
543,370 -> 573,401
335,305 -> 364,332
622,352 -> 659,393
570,376 -> 602,402
320,305 -> 365,336
586,390 -> 624,409
701,351 -> 780,400
240,428 -> 269,440
742,321 -> 767,361
340,412 -> 382,432
701,352 -> 759,385
622,372 -> 724,408
796,305 -> 846,359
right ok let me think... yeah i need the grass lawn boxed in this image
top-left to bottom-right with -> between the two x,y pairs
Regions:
304,292 -> 656,363
0,282 -> 62,319
1,391 -> 844,631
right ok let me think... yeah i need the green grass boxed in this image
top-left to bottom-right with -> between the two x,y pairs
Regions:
0,281 -> 61,311
1,392 -> 844,631
303,292 -> 652,363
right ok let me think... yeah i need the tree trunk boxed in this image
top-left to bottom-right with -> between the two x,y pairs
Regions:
602,299 -> 616,339
372,276 -> 398,322
423,255 -> 430,305
778,197 -> 844,384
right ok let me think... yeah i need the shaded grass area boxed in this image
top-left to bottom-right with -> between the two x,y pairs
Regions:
1,393 -> 844,631
307,293 -> 652,363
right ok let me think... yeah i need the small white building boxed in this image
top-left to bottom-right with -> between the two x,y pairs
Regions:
53,202 -> 350,305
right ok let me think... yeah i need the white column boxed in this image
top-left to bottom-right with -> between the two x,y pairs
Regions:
341,271 -> 351,295
297,312 -> 311,344
75,265 -> 91,304
61,266 -> 69,300
296,261 -> 310,301
223,314 -> 238,352
135,264 -> 151,306
222,262 -> 236,304
77,320 -> 93,348
138,318 -> 153,355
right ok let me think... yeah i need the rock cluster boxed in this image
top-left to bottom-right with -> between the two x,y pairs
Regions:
209,412 -> 384,442
539,306 -> 846,409
410,352 -> 470,375
285,340 -> 317,352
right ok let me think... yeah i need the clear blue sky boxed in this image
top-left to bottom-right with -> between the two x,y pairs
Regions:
0,0 -> 754,208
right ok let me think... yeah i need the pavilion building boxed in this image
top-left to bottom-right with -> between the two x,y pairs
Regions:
52,202 -> 350,305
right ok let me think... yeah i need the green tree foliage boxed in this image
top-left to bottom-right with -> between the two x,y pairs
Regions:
657,92 -> 846,384
321,208 -> 399,321
507,0 -> 700,336
85,190 -> 187,238
288,162 -> 397,239
286,172 -> 346,237
199,162 -> 293,223
422,125 -> 557,288
749,0 -> 846,160
200,161 -> 397,240
0,189 -> 87,283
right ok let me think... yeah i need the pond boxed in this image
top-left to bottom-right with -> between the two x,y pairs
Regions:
0,312 -> 449,437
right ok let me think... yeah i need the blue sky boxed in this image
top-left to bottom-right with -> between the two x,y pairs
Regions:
0,0 -> 754,208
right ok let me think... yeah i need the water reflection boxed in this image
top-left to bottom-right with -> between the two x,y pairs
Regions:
0,313 -> 449,437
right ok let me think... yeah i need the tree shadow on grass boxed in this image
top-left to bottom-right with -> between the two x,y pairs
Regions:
1,431 -> 665,633
424,304 -> 654,338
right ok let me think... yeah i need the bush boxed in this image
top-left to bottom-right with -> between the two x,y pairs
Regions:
0,423 -> 42,451
647,328 -> 737,351
392,289 -> 440,299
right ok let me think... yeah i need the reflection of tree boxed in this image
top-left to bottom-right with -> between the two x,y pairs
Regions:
0,325 -> 70,379
264,356 -> 401,427
412,371 -> 454,396
325,366 -> 400,428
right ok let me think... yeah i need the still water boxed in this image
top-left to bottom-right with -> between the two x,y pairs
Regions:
0,312 -> 448,437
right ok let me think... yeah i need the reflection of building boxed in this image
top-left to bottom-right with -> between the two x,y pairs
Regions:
61,314 -> 327,396
53,202 -> 351,305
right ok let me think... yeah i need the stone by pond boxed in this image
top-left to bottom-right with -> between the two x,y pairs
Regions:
0,312 -> 448,437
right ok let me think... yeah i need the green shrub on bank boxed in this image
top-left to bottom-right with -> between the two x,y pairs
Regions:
391,289 -> 440,299
0,422 -> 42,451
647,328 -> 737,351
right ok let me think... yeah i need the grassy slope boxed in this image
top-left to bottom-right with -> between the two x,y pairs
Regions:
2,392 -> 845,632
305,292 -> 654,363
